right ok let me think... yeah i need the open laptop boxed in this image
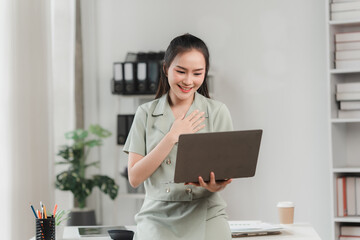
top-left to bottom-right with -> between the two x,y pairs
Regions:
174,130 -> 263,183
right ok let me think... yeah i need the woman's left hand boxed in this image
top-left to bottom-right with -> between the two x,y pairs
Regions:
185,172 -> 232,192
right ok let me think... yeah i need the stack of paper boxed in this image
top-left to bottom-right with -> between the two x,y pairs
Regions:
228,221 -> 283,237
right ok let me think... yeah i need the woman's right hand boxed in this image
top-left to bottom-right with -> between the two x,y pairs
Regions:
168,110 -> 205,143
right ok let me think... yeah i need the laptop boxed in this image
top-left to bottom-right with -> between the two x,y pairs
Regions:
174,130 -> 263,183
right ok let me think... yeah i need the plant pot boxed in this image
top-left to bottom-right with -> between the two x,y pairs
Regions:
56,225 -> 65,239
67,208 -> 96,226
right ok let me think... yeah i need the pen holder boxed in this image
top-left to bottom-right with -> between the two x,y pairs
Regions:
36,218 -> 55,240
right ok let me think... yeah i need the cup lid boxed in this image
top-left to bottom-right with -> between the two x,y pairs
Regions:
277,201 -> 295,207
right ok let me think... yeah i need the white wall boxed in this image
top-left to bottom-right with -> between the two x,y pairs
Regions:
82,0 -> 330,239
51,0 -> 76,213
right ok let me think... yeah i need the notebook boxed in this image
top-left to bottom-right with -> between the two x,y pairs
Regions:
78,226 -> 126,237
229,221 -> 283,238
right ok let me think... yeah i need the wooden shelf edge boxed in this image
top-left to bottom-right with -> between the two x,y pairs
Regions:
331,119 -> 360,123
329,19 -> 360,25
330,69 -> 360,74
333,168 -> 360,173
334,217 -> 360,223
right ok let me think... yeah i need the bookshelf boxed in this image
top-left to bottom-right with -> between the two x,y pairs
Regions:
326,2 -> 360,240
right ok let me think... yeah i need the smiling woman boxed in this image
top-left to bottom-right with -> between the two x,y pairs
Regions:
124,33 -> 234,240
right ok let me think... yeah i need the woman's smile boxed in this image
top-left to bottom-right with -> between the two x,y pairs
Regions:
178,84 -> 193,93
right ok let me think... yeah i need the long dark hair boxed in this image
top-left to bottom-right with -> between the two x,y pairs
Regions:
155,33 -> 210,99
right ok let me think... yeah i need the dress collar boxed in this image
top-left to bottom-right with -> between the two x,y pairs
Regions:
152,91 -> 209,118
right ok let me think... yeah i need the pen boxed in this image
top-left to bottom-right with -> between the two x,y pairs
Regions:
53,204 -> 58,217
30,204 -> 38,219
40,201 -> 44,219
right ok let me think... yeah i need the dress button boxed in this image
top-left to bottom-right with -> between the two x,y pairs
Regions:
165,187 -> 170,193
185,188 -> 192,194
166,159 -> 171,165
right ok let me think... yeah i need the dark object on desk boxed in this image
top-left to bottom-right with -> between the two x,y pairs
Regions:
36,217 -> 55,240
79,226 -> 126,237
174,130 -> 263,183
232,231 -> 281,238
108,229 -> 134,240
68,209 -> 96,226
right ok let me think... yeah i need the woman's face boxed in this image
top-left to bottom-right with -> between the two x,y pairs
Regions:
166,49 -> 206,104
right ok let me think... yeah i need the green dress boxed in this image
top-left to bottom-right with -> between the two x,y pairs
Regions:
123,92 -> 234,240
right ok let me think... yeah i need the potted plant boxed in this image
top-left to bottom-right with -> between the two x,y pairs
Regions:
55,124 -> 119,226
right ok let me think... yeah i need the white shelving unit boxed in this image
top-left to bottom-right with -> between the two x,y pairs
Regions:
326,3 -> 360,239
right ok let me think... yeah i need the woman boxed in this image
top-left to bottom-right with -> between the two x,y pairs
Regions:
123,33 -> 233,240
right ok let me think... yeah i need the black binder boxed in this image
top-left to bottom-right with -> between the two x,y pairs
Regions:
136,62 -> 147,93
147,61 -> 159,93
111,62 -> 124,94
111,51 -> 164,95
123,62 -> 136,94
117,114 -> 135,145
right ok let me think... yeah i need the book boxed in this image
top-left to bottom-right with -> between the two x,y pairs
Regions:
78,226 -> 126,237
339,110 -> 360,118
336,41 -> 360,51
336,50 -> 360,60
332,10 -> 360,21
228,221 -> 283,237
336,59 -> 360,69
336,32 -> 360,43
337,177 -> 347,217
341,226 -> 360,236
331,1 -> 360,12
347,177 -> 356,215
336,92 -> 360,101
337,82 -> 360,92
340,101 -> 360,110
356,177 -> 360,215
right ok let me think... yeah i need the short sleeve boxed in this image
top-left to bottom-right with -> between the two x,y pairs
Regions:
213,104 -> 234,132
123,106 -> 147,156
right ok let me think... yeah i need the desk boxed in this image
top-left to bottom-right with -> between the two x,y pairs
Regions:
30,223 -> 321,240
239,224 -> 321,240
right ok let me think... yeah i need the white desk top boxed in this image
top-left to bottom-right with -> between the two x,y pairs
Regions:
240,223 -> 321,240
30,223 -> 321,240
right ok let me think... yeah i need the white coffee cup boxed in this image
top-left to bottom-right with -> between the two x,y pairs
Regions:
277,201 -> 295,224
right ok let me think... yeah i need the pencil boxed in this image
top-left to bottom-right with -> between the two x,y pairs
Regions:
53,204 -> 58,217
43,204 -> 47,219
38,210 -> 42,219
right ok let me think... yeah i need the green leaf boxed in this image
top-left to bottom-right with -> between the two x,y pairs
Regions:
55,209 -> 71,226
84,139 -> 102,147
89,124 -> 111,138
84,161 -> 100,169
57,146 -> 83,161
65,129 -> 88,141
55,161 -> 72,165
93,175 -> 119,200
